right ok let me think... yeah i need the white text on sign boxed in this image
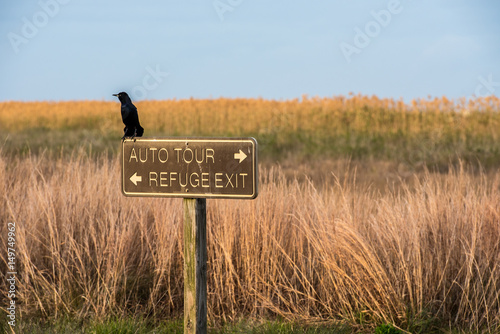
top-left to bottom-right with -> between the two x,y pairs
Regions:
129,147 -> 215,164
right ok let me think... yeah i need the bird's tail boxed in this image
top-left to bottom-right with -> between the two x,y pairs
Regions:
136,126 -> 144,137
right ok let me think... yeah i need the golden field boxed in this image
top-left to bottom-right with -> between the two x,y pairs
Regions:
1,96 -> 500,332
1,95 -> 500,169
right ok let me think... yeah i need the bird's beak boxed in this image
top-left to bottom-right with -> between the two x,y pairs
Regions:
112,93 -> 118,96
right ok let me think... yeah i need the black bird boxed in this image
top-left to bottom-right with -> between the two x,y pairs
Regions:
112,92 -> 144,140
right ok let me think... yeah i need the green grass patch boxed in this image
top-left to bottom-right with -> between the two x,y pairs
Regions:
4,126 -> 500,171
1,317 -> 351,334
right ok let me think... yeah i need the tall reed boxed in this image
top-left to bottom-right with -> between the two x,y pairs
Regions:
1,151 -> 499,332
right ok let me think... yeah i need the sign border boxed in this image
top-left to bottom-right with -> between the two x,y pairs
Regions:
121,137 -> 258,199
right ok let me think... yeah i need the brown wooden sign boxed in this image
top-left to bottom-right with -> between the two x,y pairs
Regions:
122,137 -> 258,199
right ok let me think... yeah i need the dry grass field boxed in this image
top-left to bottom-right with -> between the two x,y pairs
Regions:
1,96 -> 500,332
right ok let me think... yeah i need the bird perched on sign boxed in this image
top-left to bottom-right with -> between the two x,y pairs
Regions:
112,92 -> 144,141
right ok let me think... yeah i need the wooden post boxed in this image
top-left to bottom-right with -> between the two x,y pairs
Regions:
183,198 -> 207,334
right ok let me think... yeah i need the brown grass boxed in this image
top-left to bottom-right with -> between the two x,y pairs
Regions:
1,150 -> 499,332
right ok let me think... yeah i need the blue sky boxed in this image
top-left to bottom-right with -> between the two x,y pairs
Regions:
1,1 -> 499,102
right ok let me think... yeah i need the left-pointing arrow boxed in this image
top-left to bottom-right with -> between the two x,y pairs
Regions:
130,172 -> 142,186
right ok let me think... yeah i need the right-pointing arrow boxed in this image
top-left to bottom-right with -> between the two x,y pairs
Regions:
234,149 -> 247,163
130,172 -> 142,186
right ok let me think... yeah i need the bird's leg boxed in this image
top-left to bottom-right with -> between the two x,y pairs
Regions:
132,128 -> 138,142
122,127 -> 128,142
